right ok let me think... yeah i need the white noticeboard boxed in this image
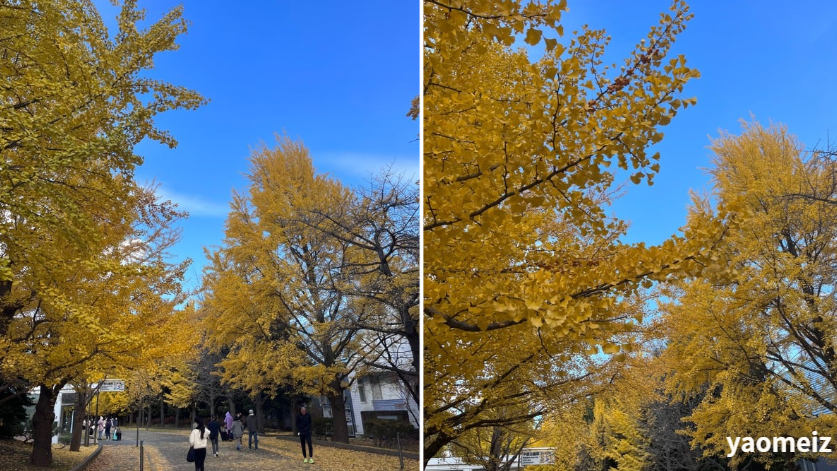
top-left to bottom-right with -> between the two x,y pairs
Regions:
519,448 -> 556,466
97,379 -> 125,392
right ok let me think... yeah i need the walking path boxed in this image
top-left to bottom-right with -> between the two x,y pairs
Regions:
92,429 -> 417,471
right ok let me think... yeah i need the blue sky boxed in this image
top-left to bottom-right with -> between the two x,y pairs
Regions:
93,1 -> 837,292
93,1 -> 419,292
548,1 -> 837,245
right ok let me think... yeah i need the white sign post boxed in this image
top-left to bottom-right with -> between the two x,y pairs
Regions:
519,448 -> 556,467
96,379 -> 125,392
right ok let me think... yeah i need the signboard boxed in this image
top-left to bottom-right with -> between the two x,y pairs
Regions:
95,379 -> 125,392
519,448 -> 555,466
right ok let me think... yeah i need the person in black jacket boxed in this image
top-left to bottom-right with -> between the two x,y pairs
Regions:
246,409 -> 259,450
206,415 -> 221,457
296,406 -> 314,463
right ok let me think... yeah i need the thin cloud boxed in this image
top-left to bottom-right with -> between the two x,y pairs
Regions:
154,187 -> 229,218
317,153 -> 419,182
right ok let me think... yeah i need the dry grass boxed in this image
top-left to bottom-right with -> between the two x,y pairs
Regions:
0,440 -> 97,471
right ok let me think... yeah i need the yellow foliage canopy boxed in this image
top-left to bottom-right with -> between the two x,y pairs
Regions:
423,0 -> 709,459
661,121 -> 837,464
0,1 -> 204,465
203,136 -> 383,443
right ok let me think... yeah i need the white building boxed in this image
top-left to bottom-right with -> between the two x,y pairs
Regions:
26,384 -> 76,444
426,448 -> 555,471
426,456 -> 522,471
27,380 -> 124,443
319,370 -> 418,437
348,370 -> 419,432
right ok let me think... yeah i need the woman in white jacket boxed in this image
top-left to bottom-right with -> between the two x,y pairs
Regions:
189,418 -> 209,471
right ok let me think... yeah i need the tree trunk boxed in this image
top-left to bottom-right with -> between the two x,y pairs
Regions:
255,392 -> 265,433
69,385 -> 88,451
401,305 -> 420,405
190,403 -> 196,427
31,384 -> 59,466
210,389 -> 216,418
327,387 -> 350,444
0,280 -> 20,336
160,399 -> 164,426
291,397 -> 298,435
488,428 -> 504,471
175,406 -> 180,429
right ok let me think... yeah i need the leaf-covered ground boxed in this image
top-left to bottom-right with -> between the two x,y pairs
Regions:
0,431 -> 419,471
68,430 -> 419,471
85,446 -> 141,471
256,436 -> 418,471
0,440 -> 98,471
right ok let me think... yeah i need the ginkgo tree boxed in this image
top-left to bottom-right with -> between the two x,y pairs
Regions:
0,0 -> 204,305
661,121 -> 837,467
203,136 -> 379,444
296,170 -> 420,406
423,0 -> 712,461
0,184 -> 195,465
0,0 -> 204,465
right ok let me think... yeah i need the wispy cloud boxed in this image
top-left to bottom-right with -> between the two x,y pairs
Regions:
154,186 -> 229,218
316,152 -> 419,183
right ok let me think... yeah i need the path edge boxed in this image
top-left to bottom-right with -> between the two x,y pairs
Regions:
68,443 -> 102,471
272,434 -> 419,460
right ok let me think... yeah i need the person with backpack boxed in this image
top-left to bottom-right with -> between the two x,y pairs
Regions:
207,415 -> 221,457
297,406 -> 314,464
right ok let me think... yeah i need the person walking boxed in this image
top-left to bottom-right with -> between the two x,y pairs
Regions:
297,406 -> 314,464
246,409 -> 258,450
97,416 -> 105,441
112,416 -> 119,441
207,415 -> 220,457
224,411 -> 233,440
231,415 -> 244,451
189,418 -> 209,471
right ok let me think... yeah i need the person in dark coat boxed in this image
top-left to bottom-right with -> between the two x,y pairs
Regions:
246,409 -> 259,450
296,406 -> 314,463
206,415 -> 221,457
